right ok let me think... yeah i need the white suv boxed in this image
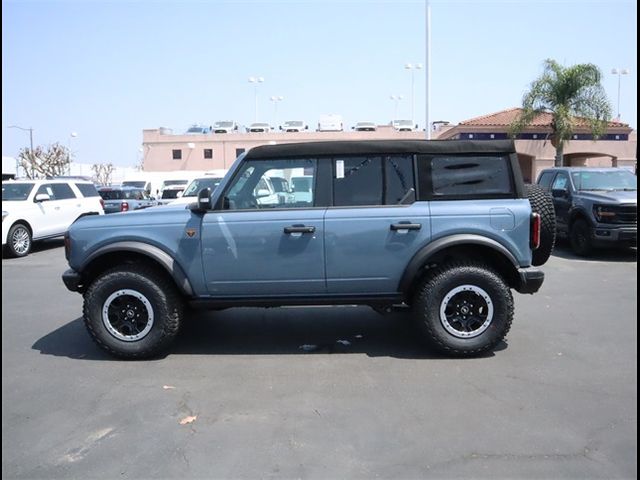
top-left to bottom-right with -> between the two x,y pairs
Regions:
2,178 -> 104,257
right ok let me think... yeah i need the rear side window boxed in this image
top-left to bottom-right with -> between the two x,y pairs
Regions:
50,183 -> 76,200
385,155 -> 415,204
333,157 -> 383,206
419,155 -> 513,199
75,183 -> 99,197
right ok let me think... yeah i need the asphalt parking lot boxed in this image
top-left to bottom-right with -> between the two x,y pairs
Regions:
2,240 -> 637,479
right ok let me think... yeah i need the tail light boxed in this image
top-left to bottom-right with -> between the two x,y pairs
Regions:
530,213 -> 541,250
64,231 -> 71,260
121,202 -> 129,212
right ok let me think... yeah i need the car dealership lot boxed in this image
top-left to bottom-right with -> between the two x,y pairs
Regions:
2,241 -> 637,479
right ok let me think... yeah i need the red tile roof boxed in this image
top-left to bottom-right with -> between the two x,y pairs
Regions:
459,107 -> 628,128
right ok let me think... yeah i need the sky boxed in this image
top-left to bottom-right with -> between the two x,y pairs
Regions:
2,0 -> 637,167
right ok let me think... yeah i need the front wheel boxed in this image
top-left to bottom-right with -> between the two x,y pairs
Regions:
83,264 -> 183,359
570,219 -> 593,256
6,223 -> 32,258
412,262 -> 513,357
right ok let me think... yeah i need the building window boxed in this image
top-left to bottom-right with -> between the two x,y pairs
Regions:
235,148 -> 246,157
172,149 -> 182,160
468,134 -> 474,139
533,134 -> 538,139
204,149 -> 213,159
490,134 -> 495,139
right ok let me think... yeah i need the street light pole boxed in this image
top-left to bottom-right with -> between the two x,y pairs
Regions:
405,63 -> 422,126
611,68 -> 630,120
68,132 -> 78,174
390,95 -> 404,121
270,96 -> 284,128
248,76 -> 265,122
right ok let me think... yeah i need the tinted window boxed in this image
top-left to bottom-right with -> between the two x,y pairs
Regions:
431,155 -> 512,198
99,190 -> 124,200
48,183 -> 76,199
75,183 -> 99,197
537,171 -> 556,190
2,183 -> 34,201
385,155 -> 415,204
36,184 -> 56,199
334,156 -> 383,206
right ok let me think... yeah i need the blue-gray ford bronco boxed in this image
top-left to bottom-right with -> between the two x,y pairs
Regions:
62,140 -> 554,358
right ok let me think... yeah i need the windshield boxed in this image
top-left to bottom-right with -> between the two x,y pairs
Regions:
252,123 -> 270,128
186,127 -> 205,133
285,121 -> 303,126
215,122 -> 234,127
571,170 -> 637,191
122,181 -> 146,188
2,183 -> 35,201
394,120 -> 413,126
163,180 -> 188,187
182,177 -> 223,197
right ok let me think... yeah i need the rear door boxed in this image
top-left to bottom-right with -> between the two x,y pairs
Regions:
324,154 -> 431,295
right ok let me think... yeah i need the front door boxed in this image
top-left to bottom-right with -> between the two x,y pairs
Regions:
201,157 -> 326,296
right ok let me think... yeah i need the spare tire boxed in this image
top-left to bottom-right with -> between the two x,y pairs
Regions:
525,184 -> 556,266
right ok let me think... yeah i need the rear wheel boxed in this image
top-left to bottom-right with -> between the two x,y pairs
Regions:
6,223 -> 32,258
525,184 -> 556,266
570,219 -> 593,256
413,262 -> 513,357
83,264 -> 183,359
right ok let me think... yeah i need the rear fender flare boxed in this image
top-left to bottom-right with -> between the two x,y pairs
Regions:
399,234 -> 519,293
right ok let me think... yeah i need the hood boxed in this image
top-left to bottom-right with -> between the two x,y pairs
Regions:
577,190 -> 637,205
2,200 -> 30,211
69,204 -> 191,230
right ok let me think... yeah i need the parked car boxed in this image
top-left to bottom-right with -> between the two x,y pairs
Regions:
169,176 -> 225,206
279,120 -> 308,132
247,123 -> 272,133
536,167 -> 637,255
212,121 -> 238,134
291,175 -> 314,203
353,121 -> 377,132
253,175 -> 295,206
156,179 -> 190,206
98,186 -> 156,214
62,139 -> 553,359
391,119 -> 418,132
185,124 -> 211,134
2,178 -> 104,257
317,114 -> 343,132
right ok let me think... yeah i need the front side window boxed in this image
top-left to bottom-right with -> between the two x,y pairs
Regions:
551,174 -> 569,192
224,158 -> 316,210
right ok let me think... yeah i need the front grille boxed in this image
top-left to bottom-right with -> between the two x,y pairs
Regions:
612,205 -> 637,224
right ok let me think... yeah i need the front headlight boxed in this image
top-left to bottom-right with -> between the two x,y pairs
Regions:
593,205 -> 617,223
2,211 -> 8,222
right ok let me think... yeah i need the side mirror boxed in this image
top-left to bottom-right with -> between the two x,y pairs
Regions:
305,125 -> 309,130
256,189 -> 271,198
192,187 -> 212,212
35,193 -> 51,202
279,126 -> 283,130
415,124 -> 418,129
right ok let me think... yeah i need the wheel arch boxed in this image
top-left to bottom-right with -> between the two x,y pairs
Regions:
399,235 -> 521,301
79,242 -> 194,296
569,208 -> 592,228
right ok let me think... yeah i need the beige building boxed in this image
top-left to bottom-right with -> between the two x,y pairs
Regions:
434,108 -> 636,182
142,108 -> 636,182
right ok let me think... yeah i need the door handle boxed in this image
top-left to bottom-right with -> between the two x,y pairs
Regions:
284,225 -> 316,234
390,223 -> 421,231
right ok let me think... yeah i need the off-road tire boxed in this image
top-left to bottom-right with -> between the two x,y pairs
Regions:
525,184 -> 556,266
6,223 -> 32,258
412,262 -> 513,357
83,264 -> 183,359
570,218 -> 593,256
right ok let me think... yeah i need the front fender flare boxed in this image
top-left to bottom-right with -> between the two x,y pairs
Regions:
82,241 -> 194,296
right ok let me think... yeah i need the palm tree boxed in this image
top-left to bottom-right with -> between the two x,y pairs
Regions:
510,59 -> 612,167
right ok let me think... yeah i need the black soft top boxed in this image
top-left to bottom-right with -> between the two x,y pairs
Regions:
245,139 -> 516,159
